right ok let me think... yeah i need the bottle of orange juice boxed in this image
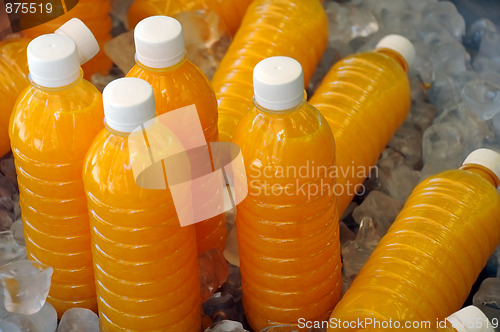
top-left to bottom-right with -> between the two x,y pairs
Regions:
212,0 -> 328,142
0,18 -> 100,158
126,15 -> 226,254
309,34 -> 415,216
9,32 -> 103,316
232,56 -> 341,331
83,77 -> 200,331
127,0 -> 254,35
21,0 -> 112,78
328,149 -> 500,331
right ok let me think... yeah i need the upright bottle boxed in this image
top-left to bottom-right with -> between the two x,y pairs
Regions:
328,149 -> 500,331
0,18 -> 100,157
309,34 -> 415,215
21,0 -> 112,78
83,77 -> 200,331
212,0 -> 328,142
126,15 -> 226,254
127,0 -> 254,35
9,32 -> 103,316
232,56 -> 341,331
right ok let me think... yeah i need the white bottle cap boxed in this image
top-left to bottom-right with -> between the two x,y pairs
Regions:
27,34 -> 81,88
463,148 -> 500,182
55,18 -> 99,65
446,306 -> 495,332
134,16 -> 186,69
102,77 -> 156,133
253,56 -> 305,111
375,34 -> 416,70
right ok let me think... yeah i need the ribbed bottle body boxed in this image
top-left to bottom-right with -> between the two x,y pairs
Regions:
310,51 -> 410,215
233,101 -> 341,331
212,0 -> 328,141
9,78 -> 104,316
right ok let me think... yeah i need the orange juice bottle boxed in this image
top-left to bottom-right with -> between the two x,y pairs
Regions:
0,18 -> 99,158
232,56 -> 341,331
83,77 -> 200,331
212,0 -> 328,142
9,33 -> 103,316
21,0 -> 112,78
309,34 -> 415,216
127,0 -> 254,35
328,149 -> 500,331
126,15 -> 226,254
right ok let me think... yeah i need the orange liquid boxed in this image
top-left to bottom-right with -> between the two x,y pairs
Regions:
212,0 -> 328,142
9,74 -> 104,316
127,58 -> 226,254
83,126 -> 201,331
21,0 -> 112,78
0,38 -> 30,157
328,166 -> 500,331
127,0 -> 254,35
232,100 -> 341,331
309,50 -> 411,216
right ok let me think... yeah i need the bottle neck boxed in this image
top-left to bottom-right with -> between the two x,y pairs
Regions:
460,164 -> 500,187
375,48 -> 409,73
135,55 -> 187,73
253,94 -> 307,115
30,69 -> 84,92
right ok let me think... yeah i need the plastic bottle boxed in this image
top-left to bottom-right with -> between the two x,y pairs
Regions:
309,34 -> 415,216
83,77 -> 200,331
0,18 -> 100,158
232,57 -> 341,331
21,0 -> 112,78
126,15 -> 226,254
212,0 -> 328,142
127,0 -> 254,35
328,149 -> 500,331
8,31 -> 103,316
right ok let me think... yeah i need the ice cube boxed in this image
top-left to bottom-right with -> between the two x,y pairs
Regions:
0,260 -> 53,315
352,191 -> 403,234
422,1 -> 465,40
56,308 -> 99,332
380,9 -> 421,40
199,248 -> 229,303
388,122 -> 423,169
219,264 -> 241,303
339,221 -> 356,245
478,30 -> 500,63
3,302 -> 57,332
223,226 -> 239,267
202,292 -> 238,322
472,57 -> 500,87
0,209 -> 12,232
362,0 -> 410,19
463,18 -> 498,51
473,278 -> 500,309
9,219 -> 24,247
205,320 -> 248,332
0,320 -> 23,332
0,231 -> 26,266
461,79 -> 500,120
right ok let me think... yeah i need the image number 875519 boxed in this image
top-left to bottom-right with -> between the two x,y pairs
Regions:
5,2 -> 53,14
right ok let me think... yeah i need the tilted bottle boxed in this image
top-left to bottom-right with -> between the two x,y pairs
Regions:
328,149 -> 500,331
83,77 -> 200,331
126,15 -> 226,254
9,32 -> 103,316
232,56 -> 341,331
212,0 -> 328,142
309,34 -> 415,215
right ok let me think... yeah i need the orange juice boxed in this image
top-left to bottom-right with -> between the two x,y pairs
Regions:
21,0 -> 112,78
212,0 -> 328,142
126,16 -> 225,254
310,35 -> 415,216
9,34 -> 103,316
83,77 -> 200,331
233,57 -> 341,331
328,149 -> 500,331
127,0 -> 254,35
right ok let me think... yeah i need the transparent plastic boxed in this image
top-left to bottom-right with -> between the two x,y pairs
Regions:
0,38 -> 30,157
127,0 -> 254,35
21,0 -> 112,78
126,57 -> 226,254
309,49 -> 411,216
8,73 -> 104,316
83,126 -> 201,332
328,165 -> 500,331
232,99 -> 341,331
212,0 -> 328,142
